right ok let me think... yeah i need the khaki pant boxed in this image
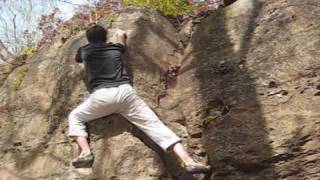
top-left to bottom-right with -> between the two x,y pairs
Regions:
68,84 -> 181,150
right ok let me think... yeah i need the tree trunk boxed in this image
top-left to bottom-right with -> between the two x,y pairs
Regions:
0,40 -> 17,64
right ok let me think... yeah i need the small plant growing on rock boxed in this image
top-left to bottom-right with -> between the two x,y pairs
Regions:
202,115 -> 217,127
21,46 -> 37,56
14,67 -> 29,91
202,103 -> 231,127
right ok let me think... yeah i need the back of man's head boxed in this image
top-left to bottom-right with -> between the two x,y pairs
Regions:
86,25 -> 107,44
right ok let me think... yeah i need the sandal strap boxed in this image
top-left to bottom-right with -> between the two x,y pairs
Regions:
79,151 -> 92,158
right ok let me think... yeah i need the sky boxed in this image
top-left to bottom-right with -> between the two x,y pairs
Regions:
0,0 -> 89,62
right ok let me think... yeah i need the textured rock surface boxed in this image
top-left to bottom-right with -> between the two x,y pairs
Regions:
1,0 -> 320,179
0,8 -> 183,180
176,0 -> 320,179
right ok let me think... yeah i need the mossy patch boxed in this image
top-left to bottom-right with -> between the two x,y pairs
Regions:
123,0 -> 195,16
202,115 -> 218,127
202,104 -> 231,127
21,46 -> 37,56
14,67 -> 29,91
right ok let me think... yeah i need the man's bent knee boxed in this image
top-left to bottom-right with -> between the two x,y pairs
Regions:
68,111 -> 88,138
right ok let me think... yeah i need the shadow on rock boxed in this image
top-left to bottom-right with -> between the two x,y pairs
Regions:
178,1 -> 279,179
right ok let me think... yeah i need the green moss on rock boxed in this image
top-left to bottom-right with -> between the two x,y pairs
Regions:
14,67 -> 29,91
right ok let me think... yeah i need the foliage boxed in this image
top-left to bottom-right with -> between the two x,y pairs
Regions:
14,67 -> 29,91
67,4 -> 91,32
95,0 -> 123,19
36,0 -> 121,47
33,0 -> 218,49
40,1 -> 115,45
68,0 -> 122,29
34,0 -> 219,48
202,104 -> 231,127
1,0 -> 220,58
123,0 -> 195,16
37,8 -> 62,47
21,46 -> 36,56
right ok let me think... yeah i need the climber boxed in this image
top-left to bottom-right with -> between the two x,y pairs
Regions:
68,25 -> 211,174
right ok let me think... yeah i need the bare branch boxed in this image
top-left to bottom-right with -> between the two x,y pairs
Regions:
26,0 -> 33,21
0,16 -> 10,41
12,14 -> 17,43
57,0 -> 83,6
7,6 -> 18,44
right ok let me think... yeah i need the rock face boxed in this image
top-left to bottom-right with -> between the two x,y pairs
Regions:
1,0 -> 320,179
177,0 -> 320,179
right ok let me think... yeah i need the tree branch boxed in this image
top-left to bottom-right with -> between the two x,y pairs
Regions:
57,0 -> 83,6
0,16 -> 9,41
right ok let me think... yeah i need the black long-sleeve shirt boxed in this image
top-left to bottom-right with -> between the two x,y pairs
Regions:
76,42 -> 130,91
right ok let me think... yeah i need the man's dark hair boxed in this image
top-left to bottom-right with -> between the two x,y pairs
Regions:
86,25 -> 107,43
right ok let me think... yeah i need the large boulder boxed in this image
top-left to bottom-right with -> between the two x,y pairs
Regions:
0,8 -> 184,180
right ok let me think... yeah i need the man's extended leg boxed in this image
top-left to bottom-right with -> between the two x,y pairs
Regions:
120,85 -> 210,173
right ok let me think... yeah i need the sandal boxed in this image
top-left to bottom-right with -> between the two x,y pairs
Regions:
184,162 -> 211,174
71,152 -> 94,168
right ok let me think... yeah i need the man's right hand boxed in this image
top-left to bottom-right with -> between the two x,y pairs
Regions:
115,28 -> 127,46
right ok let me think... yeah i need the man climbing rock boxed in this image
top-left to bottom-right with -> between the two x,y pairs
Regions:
68,25 -> 210,174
